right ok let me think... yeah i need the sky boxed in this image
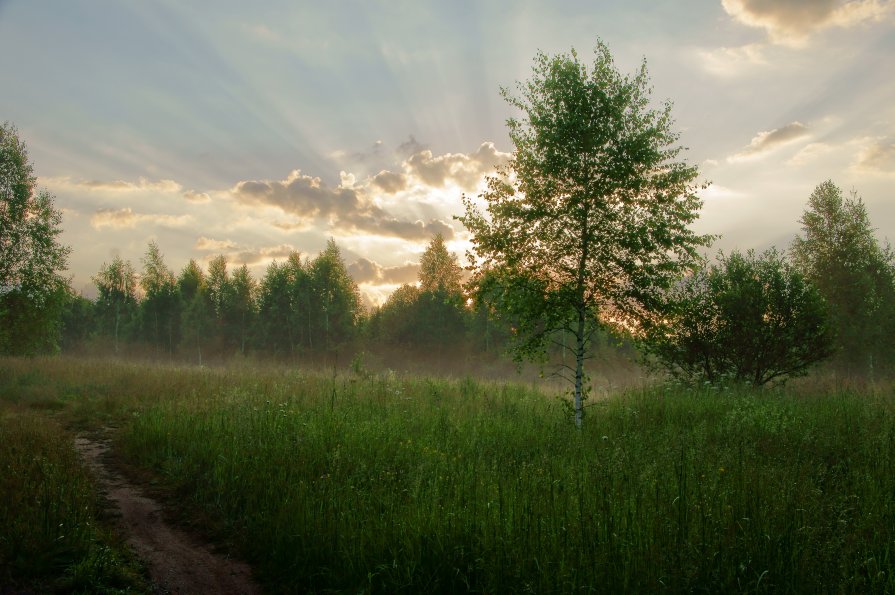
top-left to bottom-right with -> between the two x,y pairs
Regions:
1,0 -> 894,305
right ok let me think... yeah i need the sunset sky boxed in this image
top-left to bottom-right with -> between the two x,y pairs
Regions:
2,0 -> 893,305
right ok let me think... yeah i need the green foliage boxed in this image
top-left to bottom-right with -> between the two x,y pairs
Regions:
419,232 -> 462,294
229,264 -> 258,355
307,239 -> 362,353
369,235 -> 469,352
257,253 -> 310,355
642,249 -> 835,386
791,181 -> 895,375
461,41 -> 711,425
61,291 -> 95,352
0,122 -> 71,355
92,257 -> 138,354
139,241 -> 179,355
178,259 -> 212,364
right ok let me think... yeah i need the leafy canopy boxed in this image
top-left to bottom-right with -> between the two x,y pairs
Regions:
460,41 -> 710,423
642,249 -> 834,387
791,180 -> 895,375
0,122 -> 71,354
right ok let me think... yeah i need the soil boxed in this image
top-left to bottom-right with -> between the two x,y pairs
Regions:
74,436 -> 261,595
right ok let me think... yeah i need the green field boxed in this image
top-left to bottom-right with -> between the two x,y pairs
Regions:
2,356 -> 894,593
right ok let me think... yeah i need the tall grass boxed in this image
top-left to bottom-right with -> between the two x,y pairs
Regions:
2,357 -> 895,592
0,410 -> 145,592
118,369 -> 895,592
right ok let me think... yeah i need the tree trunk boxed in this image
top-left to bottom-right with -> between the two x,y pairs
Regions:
574,306 -> 585,430
114,302 -> 120,355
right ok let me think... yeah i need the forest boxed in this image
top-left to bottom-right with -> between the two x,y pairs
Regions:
3,40 -> 895,594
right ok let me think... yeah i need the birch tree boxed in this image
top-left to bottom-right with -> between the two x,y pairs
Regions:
460,42 -> 710,427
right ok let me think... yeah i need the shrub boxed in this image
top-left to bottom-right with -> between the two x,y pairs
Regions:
642,248 -> 834,386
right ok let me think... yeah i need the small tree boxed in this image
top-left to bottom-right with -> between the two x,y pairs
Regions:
0,122 -> 71,354
642,249 -> 834,387
460,42 -> 710,426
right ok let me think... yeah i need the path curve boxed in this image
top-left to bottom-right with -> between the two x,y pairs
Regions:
75,436 -> 260,595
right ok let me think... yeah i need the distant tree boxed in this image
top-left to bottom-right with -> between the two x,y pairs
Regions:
229,264 -> 258,355
642,249 -> 834,387
308,240 -> 361,354
419,233 -> 463,294
416,234 -> 467,350
178,259 -> 211,364
372,283 -> 422,346
368,236 -> 468,352
93,257 -> 138,354
791,181 -> 895,376
139,241 -> 179,355
0,122 -> 71,354
60,290 -> 94,352
466,270 -> 512,355
460,42 -> 710,426
205,254 -> 234,353
259,258 -> 296,354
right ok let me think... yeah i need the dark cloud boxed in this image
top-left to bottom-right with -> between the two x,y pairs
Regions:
729,121 -> 809,161
348,258 -> 419,285
722,0 -> 892,42
397,135 -> 427,157
183,189 -> 211,203
404,142 -> 510,191
374,218 -> 454,241
202,244 -> 298,266
194,236 -> 238,251
853,139 -> 895,174
231,170 -> 454,241
371,170 -> 408,194
91,207 -> 191,230
47,176 -> 183,193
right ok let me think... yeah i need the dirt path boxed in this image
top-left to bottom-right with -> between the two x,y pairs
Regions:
74,436 -> 261,595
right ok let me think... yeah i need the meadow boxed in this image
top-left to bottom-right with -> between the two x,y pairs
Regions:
1,356 -> 894,593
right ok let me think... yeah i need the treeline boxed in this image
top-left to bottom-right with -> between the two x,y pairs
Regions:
59,235 -> 520,365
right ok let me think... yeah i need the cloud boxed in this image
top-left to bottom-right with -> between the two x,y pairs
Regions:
371,170 -> 408,194
697,43 -> 768,77
230,169 -> 455,241
183,189 -> 211,203
698,185 -> 746,201
194,236 -> 239,251
728,121 -> 810,162
722,0 -> 894,45
851,138 -> 895,175
397,135 -> 427,157
90,208 -> 192,230
404,142 -> 510,191
347,258 -> 419,285
47,176 -> 183,193
199,243 -> 300,267
788,142 -> 834,165
271,219 -> 313,231
228,244 -> 299,265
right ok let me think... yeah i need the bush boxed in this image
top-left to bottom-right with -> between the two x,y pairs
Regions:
642,248 -> 834,386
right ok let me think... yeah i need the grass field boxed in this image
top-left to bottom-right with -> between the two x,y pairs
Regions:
2,356 -> 894,593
